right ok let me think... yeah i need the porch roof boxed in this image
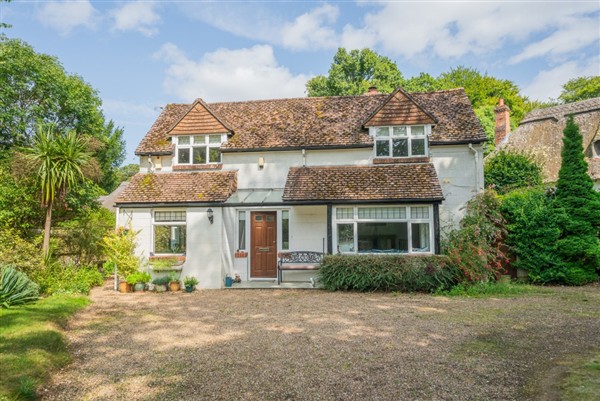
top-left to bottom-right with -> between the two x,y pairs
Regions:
283,164 -> 444,202
115,171 -> 237,205
225,189 -> 284,204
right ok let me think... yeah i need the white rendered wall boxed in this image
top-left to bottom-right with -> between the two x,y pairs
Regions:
139,155 -> 173,173
117,208 -> 152,260
430,144 -> 484,230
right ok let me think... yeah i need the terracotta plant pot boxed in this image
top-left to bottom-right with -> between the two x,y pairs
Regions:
169,281 -> 180,292
118,282 -> 132,293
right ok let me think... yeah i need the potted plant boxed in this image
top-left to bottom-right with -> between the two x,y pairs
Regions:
152,276 -> 169,292
183,276 -> 198,292
168,272 -> 180,292
118,280 -> 133,293
127,271 -> 152,292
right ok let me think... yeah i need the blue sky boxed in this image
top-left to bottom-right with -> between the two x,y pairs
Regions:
2,1 -> 599,164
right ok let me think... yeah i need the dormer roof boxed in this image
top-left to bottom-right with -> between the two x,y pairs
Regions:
168,98 -> 232,136
363,87 -> 438,128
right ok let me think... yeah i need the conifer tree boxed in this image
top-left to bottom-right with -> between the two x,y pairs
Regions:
554,115 -> 600,284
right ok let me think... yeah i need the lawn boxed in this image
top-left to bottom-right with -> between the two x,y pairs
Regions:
0,295 -> 89,401
39,283 -> 600,401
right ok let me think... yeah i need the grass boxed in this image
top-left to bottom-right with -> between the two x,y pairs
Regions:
561,353 -> 600,401
0,294 -> 89,401
435,281 -> 549,297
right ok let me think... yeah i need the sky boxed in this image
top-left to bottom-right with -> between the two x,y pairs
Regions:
1,0 -> 599,164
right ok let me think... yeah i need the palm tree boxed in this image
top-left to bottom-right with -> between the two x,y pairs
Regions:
21,125 -> 92,256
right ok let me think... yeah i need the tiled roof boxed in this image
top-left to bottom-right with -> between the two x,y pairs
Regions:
135,88 -> 485,155
364,88 -> 437,127
520,97 -> 600,124
169,99 -> 231,136
283,164 -> 443,202
116,171 -> 237,204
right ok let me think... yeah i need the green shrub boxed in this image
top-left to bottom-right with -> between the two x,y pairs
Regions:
444,190 -> 507,283
151,276 -> 170,286
102,227 -> 141,279
184,276 -> 199,287
484,150 -> 543,194
33,262 -> 104,295
126,271 -> 151,285
318,254 -> 457,292
0,265 -> 39,308
0,228 -> 43,276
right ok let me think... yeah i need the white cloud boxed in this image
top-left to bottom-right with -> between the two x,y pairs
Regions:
523,57 -> 600,101
36,0 -> 98,36
111,1 -> 161,37
280,4 -> 339,50
153,44 -> 310,102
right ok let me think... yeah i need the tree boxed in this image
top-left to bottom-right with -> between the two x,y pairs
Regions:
559,76 -> 600,104
553,116 -> 600,284
0,0 -> 11,30
306,48 -> 404,96
0,38 -> 125,191
484,150 -> 543,194
117,163 -> 140,182
20,126 -> 92,256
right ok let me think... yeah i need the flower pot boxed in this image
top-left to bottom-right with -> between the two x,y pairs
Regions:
154,284 -> 167,293
185,285 -> 194,293
169,281 -> 180,292
134,282 -> 145,292
118,282 -> 132,293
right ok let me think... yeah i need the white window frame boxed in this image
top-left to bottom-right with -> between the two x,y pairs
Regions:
371,125 -> 430,158
333,205 -> 434,255
174,134 -> 227,165
152,209 -> 187,255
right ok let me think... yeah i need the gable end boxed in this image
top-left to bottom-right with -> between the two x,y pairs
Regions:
168,99 -> 232,136
364,87 -> 438,128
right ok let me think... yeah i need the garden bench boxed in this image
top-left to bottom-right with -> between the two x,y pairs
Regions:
277,251 -> 323,285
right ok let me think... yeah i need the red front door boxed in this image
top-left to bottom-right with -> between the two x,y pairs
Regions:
250,211 -> 277,278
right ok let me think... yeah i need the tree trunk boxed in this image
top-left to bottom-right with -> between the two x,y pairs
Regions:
43,202 -> 52,257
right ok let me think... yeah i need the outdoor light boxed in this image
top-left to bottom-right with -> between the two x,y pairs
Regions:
207,208 -> 214,224
258,156 -> 265,169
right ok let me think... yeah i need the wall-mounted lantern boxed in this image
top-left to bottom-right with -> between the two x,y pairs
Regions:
207,208 -> 214,224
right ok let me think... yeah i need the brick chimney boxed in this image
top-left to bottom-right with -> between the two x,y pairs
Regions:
364,86 -> 379,96
494,98 -> 511,146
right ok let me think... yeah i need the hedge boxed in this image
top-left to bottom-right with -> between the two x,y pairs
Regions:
318,254 -> 458,292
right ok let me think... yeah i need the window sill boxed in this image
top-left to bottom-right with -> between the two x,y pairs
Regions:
373,156 -> 430,164
173,164 -> 223,171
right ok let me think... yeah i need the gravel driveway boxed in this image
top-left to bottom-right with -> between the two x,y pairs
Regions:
41,283 -> 600,401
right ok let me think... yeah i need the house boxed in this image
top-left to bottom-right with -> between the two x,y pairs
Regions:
115,87 -> 485,288
494,97 -> 600,186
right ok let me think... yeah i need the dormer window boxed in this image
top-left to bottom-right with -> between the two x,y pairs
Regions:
175,134 -> 227,165
373,126 -> 429,158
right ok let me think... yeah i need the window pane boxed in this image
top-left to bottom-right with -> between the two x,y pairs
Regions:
209,135 -> 222,144
238,212 -> 246,250
193,135 -> 205,144
154,225 -> 186,254
392,138 -> 409,157
376,140 -> 390,157
411,139 -> 426,156
337,224 -> 354,252
411,126 -> 425,136
193,147 -> 207,164
358,207 -> 406,220
411,207 -> 429,219
393,126 -> 407,137
178,148 -> 190,164
282,210 -> 290,250
375,127 -> 389,137
209,147 -> 221,163
336,208 -> 353,219
411,223 -> 430,252
155,211 -> 186,222
178,136 -> 190,145
357,222 -> 408,253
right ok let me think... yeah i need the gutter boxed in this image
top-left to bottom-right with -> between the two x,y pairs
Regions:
468,143 -> 481,192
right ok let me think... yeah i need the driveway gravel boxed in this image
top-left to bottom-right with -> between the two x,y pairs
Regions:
41,283 -> 600,401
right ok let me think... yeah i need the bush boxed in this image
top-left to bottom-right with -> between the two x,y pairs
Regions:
126,271 -> 151,285
33,262 -> 104,295
484,150 -> 543,194
444,190 -> 507,283
0,265 -> 39,308
0,228 -> 43,276
102,227 -> 141,280
318,254 -> 458,292
151,276 -> 170,286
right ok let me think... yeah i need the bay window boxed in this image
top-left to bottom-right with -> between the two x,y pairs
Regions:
373,126 -> 428,158
334,206 -> 432,254
175,134 -> 226,165
153,211 -> 186,254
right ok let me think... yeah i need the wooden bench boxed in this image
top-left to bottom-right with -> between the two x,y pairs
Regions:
277,251 -> 323,285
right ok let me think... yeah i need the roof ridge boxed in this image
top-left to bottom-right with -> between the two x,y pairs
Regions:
410,87 -> 465,94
